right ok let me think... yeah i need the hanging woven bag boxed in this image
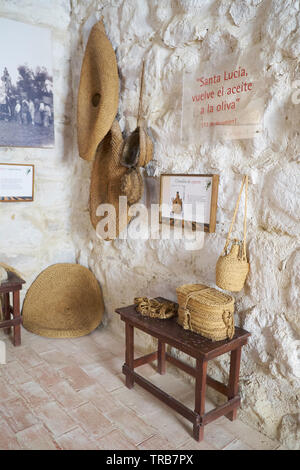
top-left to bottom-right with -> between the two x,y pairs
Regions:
216,175 -> 249,292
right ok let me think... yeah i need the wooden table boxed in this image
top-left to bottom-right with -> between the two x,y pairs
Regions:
116,298 -> 250,442
0,271 -> 25,346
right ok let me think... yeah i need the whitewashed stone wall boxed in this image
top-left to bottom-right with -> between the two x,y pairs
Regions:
70,0 -> 300,449
0,0 -> 299,450
0,0 -> 76,299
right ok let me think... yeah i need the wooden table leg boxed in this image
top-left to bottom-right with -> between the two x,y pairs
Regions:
3,293 -> 11,335
226,346 -> 242,421
125,322 -> 134,389
12,291 -> 21,347
193,358 -> 207,441
157,341 -> 166,375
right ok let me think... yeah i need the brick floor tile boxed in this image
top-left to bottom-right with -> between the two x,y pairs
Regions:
50,339 -> 80,355
0,417 -> 22,450
77,383 -> 123,415
16,381 -> 50,408
40,349 -> 76,370
48,380 -> 86,409
70,402 -> 114,438
16,424 -> 60,450
56,426 -> 99,450
1,360 -> 32,385
145,407 -> 194,448
91,331 -> 125,356
223,438 -> 253,450
201,421 -> 236,449
149,373 -> 192,398
177,438 -> 217,450
0,377 -> 17,401
0,327 -> 282,452
97,429 -> 137,450
28,363 -> 62,389
100,355 -> 124,376
59,365 -> 95,391
81,364 -> 124,392
35,401 -> 76,437
12,347 -> 44,369
220,418 -> 280,450
135,363 -> 158,379
111,383 -> 166,418
107,407 -> 155,445
138,434 -> 174,450
1,397 -> 38,433
70,336 -> 104,357
29,337 -> 60,355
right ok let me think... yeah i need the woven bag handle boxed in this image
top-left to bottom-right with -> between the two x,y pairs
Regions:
137,59 -> 145,127
222,175 -> 248,259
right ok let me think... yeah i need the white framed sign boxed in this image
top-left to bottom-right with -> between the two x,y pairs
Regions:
0,163 -> 34,202
159,174 -> 219,232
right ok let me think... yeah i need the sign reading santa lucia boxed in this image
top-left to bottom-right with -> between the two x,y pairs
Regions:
182,47 -> 265,142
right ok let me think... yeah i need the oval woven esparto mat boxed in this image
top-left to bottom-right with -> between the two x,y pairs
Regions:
22,263 -> 104,338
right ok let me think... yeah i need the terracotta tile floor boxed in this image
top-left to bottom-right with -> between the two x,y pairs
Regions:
0,326 -> 282,450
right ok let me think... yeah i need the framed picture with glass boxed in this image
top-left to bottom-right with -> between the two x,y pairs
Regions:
159,174 -> 219,232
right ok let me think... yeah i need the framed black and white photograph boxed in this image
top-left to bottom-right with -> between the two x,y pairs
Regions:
0,163 -> 35,202
0,17 -> 54,148
160,174 -> 219,232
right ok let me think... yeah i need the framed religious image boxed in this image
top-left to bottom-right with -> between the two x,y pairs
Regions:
0,17 -> 54,148
159,174 -> 219,232
0,163 -> 35,202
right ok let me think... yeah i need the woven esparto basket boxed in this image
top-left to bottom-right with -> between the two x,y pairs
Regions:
176,284 -> 235,341
22,264 -> 104,338
216,175 -> 249,292
120,168 -> 144,205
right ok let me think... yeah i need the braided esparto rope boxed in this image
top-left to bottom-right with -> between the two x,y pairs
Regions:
134,297 -> 177,319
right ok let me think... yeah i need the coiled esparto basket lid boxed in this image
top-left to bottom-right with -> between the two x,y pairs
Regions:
22,264 -> 104,338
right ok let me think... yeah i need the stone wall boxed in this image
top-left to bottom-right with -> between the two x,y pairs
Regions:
0,0 -> 299,449
0,0 -> 76,300
70,0 -> 300,449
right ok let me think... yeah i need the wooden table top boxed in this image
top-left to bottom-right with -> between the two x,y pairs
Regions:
116,298 -> 251,360
0,271 -> 25,293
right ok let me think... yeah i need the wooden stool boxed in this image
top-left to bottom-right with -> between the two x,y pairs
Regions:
116,298 -> 250,442
0,272 -> 25,346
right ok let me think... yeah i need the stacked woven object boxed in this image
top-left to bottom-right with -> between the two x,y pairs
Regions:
176,284 -> 235,341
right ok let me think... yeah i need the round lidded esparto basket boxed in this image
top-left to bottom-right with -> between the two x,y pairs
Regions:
22,264 -> 104,338
176,284 -> 235,341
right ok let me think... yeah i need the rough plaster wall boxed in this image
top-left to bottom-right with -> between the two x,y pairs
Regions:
0,0 -> 76,301
0,0 -> 298,450
70,0 -> 300,449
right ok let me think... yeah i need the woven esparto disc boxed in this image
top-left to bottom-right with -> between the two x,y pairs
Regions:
77,20 -> 119,161
22,264 -> 104,338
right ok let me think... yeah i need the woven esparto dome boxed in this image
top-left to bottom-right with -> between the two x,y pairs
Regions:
22,264 -> 104,338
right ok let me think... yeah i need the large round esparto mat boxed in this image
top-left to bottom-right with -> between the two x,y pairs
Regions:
22,264 -> 104,338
